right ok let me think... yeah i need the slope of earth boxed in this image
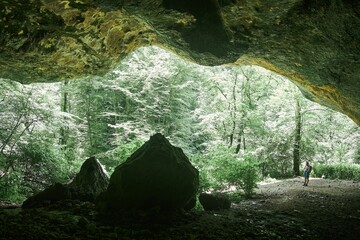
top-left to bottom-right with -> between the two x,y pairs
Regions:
0,178 -> 359,239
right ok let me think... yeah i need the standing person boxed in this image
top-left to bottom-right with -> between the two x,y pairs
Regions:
303,161 -> 312,186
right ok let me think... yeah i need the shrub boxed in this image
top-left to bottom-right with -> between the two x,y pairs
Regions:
235,161 -> 260,197
211,149 -> 260,197
191,146 -> 260,197
0,133 -> 77,201
192,147 -> 260,198
190,153 -> 218,192
0,172 -> 27,202
314,163 -> 360,181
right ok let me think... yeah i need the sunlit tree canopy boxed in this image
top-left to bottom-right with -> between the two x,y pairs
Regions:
0,46 -> 359,201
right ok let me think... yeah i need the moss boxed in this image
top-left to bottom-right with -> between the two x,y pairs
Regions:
105,26 -> 125,55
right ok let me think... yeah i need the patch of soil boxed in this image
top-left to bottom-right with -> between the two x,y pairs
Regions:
1,178 -> 359,239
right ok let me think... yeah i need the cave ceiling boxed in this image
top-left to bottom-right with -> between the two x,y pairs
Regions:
0,0 -> 359,125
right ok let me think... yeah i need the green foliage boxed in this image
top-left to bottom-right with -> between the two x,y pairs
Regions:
191,153 -> 218,192
354,147 -> 360,164
1,46 -> 359,202
98,140 -> 144,174
314,164 -> 360,181
215,154 -> 260,198
20,134 -> 74,184
0,81 -> 82,201
227,190 -> 244,203
257,134 -> 294,179
239,162 -> 260,197
0,132 -> 77,201
208,146 -> 238,190
0,172 -> 26,202
193,196 -> 204,212
192,147 -> 260,198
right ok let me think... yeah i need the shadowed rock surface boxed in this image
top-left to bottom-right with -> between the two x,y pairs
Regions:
96,133 -> 199,212
2,178 -> 359,239
22,156 -> 109,208
1,0 -> 359,124
69,156 -> 110,201
199,192 -> 231,211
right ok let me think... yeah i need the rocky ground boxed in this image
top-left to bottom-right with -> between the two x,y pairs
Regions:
1,177 -> 359,240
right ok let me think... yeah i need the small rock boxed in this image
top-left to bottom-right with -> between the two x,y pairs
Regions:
22,157 -> 109,208
199,192 -> 231,211
77,217 -> 90,228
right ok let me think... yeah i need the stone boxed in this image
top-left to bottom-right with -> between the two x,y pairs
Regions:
22,183 -> 71,208
96,133 -> 199,211
199,192 -> 231,211
69,156 -> 110,202
22,157 -> 109,208
184,196 -> 197,210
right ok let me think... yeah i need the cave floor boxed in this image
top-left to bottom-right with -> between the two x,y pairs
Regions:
1,178 -> 359,240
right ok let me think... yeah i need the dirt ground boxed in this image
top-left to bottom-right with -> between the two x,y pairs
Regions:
1,177 -> 360,240
239,177 -> 360,239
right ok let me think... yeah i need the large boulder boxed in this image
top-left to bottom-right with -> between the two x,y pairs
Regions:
22,157 -> 109,208
96,133 -> 199,212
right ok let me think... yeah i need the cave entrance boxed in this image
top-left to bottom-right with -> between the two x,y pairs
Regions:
0,46 -> 359,202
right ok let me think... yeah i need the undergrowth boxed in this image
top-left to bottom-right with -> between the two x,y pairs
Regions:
314,163 -> 360,181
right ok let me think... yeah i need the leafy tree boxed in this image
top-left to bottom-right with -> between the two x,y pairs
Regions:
1,46 -> 360,201
0,80 -> 80,200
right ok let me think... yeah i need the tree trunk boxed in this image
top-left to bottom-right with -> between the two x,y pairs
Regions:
229,73 -> 238,148
86,91 -> 94,155
293,99 -> 301,176
235,125 -> 244,154
60,80 -> 69,146
235,140 -> 241,154
229,132 -> 234,147
243,134 -> 246,150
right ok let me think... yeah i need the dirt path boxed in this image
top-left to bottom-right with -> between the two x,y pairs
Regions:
233,177 -> 360,239
0,178 -> 359,239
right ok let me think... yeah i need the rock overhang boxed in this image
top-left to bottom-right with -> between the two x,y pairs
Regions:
0,0 -> 359,125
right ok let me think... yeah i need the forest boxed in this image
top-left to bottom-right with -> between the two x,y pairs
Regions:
0,46 -> 359,202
